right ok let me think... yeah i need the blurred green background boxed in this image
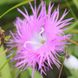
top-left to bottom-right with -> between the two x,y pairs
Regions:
0,0 -> 78,78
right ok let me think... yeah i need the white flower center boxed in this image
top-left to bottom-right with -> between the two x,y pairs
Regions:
24,28 -> 46,50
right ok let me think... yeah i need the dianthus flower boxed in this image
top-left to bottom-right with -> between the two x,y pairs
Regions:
9,0 -> 72,77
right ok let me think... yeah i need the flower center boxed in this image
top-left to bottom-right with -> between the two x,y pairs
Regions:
24,28 -> 46,50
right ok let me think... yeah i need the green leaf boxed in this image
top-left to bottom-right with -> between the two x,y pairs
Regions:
0,46 -> 12,78
0,0 -> 33,19
65,21 -> 78,34
28,68 -> 42,78
45,0 -> 50,6
65,0 -> 77,20
68,70 -> 78,78
20,70 -> 30,78
73,0 -> 78,9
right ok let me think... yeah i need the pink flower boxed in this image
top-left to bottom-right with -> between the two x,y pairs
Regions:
9,1 -> 72,75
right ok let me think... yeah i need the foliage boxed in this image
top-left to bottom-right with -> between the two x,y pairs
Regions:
0,0 -> 78,78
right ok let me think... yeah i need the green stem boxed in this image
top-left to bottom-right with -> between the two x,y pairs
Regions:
0,0 -> 33,19
0,46 -> 12,78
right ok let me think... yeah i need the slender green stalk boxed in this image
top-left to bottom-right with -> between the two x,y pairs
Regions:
0,0 -> 33,19
0,46 -> 12,78
58,62 -> 63,78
